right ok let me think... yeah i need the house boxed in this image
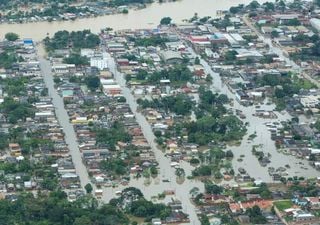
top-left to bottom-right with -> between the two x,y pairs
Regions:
305,197 -> 320,209
9,143 -> 21,157
107,42 -> 126,53
292,196 -> 309,207
161,51 -> 183,64
272,14 -> 300,24
102,84 -> 122,96
229,200 -> 273,213
293,211 -> 315,222
61,90 -> 74,100
235,48 -> 263,61
152,218 -> 162,225
300,95 -> 320,108
52,64 -> 76,75
310,18 -> 320,32
235,90 -> 250,102
117,58 -> 129,66
261,26 -> 274,34
189,35 -> 209,43
80,49 -> 95,58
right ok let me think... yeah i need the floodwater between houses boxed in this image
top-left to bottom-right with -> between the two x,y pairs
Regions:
194,53 -> 320,183
26,0 -> 318,222
101,46 -> 319,223
0,0 -> 266,41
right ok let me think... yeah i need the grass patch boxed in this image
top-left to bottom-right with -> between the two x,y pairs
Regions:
274,200 -> 293,211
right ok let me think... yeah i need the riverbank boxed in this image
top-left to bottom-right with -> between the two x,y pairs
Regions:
0,0 -> 266,41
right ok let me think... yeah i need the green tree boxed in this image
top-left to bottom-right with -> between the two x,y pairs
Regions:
314,119 -> 320,132
5,32 -> 19,41
225,50 -> 237,61
63,53 -> 89,65
195,56 -> 200,65
85,183 -> 93,194
205,181 -> 223,194
271,30 -> 279,38
248,0 -> 260,9
160,17 -> 172,25
246,205 -> 267,224
73,216 -> 92,225
0,51 -> 17,69
200,214 -> 210,225
85,76 -> 100,91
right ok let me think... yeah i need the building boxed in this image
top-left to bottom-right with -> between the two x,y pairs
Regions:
235,90 -> 250,102
272,14 -> 299,24
310,18 -> 320,32
90,57 -> 108,70
52,64 -> 76,75
9,143 -> 21,156
80,49 -> 95,58
160,51 -> 183,64
300,95 -> 320,108
235,48 -> 263,61
102,84 -> 122,96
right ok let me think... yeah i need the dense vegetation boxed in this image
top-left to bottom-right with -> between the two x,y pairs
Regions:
130,35 -> 169,47
255,72 -> 316,110
246,205 -> 267,224
185,89 -> 245,145
127,66 -> 193,85
0,97 -> 34,124
44,30 -> 100,51
95,121 -> 132,150
149,66 -> 193,85
0,191 -> 129,225
137,94 -> 194,116
0,50 -> 17,69
63,53 -> 89,66
108,0 -> 152,7
100,158 -> 128,176
85,76 -> 101,92
192,148 -> 234,178
111,187 -> 171,222
2,77 -> 28,96
196,88 -> 228,118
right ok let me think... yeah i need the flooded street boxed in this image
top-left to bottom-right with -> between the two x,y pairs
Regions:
37,45 -> 93,190
103,50 -> 204,224
37,43 -> 204,225
185,46 -> 319,182
0,0 -> 266,41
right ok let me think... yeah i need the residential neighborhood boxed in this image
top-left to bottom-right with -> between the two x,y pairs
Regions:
0,0 -> 320,224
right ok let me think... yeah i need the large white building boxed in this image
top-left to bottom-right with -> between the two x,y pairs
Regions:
300,95 -> 320,108
90,56 -> 108,70
310,18 -> 320,32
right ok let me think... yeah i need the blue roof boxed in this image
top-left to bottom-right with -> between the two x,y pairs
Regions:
23,39 -> 33,45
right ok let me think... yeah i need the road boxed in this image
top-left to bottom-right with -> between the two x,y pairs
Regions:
36,43 -> 202,224
103,49 -> 204,225
37,45 -> 93,191
242,14 -> 320,89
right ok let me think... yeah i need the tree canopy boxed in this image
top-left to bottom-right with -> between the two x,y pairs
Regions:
63,53 -> 89,65
5,32 -> 19,41
160,17 -> 172,25
85,76 -> 101,91
137,94 -> 194,116
0,97 -> 34,124
44,30 -> 100,51
0,191 -> 129,225
95,121 -> 132,150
